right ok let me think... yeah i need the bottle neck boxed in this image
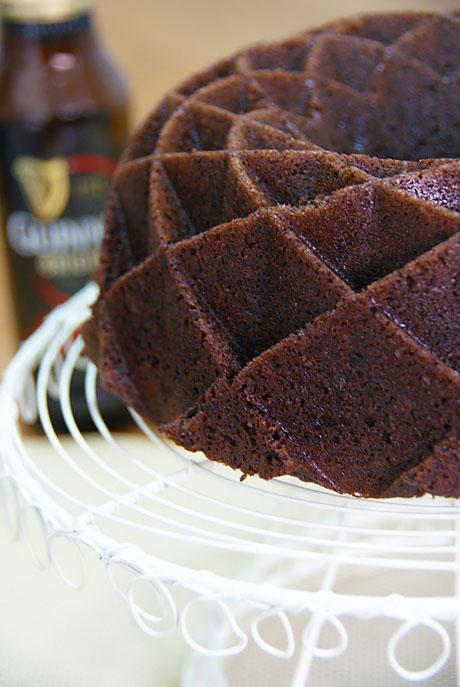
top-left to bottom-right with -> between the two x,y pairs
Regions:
1,12 -> 95,54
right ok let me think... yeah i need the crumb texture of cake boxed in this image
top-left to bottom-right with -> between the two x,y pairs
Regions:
84,11 -> 460,498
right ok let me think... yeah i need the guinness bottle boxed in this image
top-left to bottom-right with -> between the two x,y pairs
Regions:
0,0 -> 130,429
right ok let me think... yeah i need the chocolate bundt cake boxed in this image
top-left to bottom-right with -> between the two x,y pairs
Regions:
84,11 -> 460,498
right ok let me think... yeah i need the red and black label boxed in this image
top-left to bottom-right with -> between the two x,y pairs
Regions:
1,115 -> 120,338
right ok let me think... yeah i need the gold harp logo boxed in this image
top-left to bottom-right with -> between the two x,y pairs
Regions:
13,156 -> 70,222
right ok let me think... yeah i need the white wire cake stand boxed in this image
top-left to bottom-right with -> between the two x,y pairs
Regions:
1,284 -> 460,686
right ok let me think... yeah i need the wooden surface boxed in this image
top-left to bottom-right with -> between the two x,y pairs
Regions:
0,0 -> 457,369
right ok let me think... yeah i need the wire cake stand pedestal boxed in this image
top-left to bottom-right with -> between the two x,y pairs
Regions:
1,284 -> 460,686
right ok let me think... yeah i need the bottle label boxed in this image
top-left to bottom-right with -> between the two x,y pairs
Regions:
2,124 -> 119,338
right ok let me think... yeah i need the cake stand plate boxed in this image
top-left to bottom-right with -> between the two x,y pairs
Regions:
1,284 -> 460,686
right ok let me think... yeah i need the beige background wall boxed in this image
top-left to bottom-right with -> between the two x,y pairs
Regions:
0,0 -> 456,368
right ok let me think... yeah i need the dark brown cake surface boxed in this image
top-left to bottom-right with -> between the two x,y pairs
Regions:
84,11 -> 460,498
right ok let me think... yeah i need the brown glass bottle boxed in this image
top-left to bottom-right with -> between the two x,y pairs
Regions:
0,0 -> 131,430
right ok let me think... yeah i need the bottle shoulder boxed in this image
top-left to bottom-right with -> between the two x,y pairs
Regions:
0,38 -> 130,126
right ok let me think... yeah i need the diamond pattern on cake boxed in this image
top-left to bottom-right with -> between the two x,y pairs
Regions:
85,12 -> 460,498
226,299 -> 460,496
171,211 -> 352,363
367,233 -> 460,374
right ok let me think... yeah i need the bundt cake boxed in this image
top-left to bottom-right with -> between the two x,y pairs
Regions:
84,11 -> 460,498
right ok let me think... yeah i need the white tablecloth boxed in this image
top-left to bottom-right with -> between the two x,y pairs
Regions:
0,529 -> 185,687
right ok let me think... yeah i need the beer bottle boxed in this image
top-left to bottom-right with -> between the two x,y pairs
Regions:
0,0 -> 130,429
